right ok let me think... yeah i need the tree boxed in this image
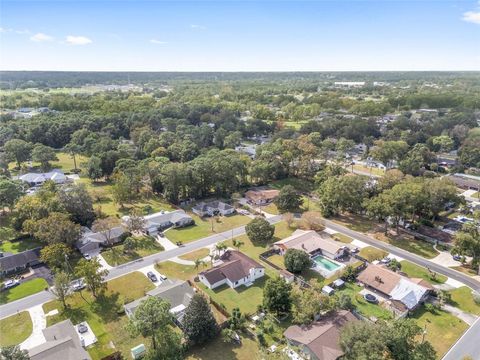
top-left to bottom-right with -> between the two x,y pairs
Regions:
40,243 -> 72,271
91,217 -> 121,246
124,209 -> 146,233
228,307 -> 246,331
340,319 -> 436,360
387,258 -> 401,272
232,239 -> 244,251
399,144 -> 435,176
453,224 -> 480,273
182,294 -> 219,345
0,178 -> 24,213
51,271 -> 71,308
4,139 -> 32,168
291,285 -> 337,325
31,144 -> 58,171
338,293 -> 354,310
143,326 -> 184,360
274,185 -> 303,213
64,143 -> 81,172
370,140 -> 408,168
0,345 -> 30,360
57,184 -> 95,226
432,135 -> 454,153
245,217 -> 275,245
123,236 -> 137,254
194,258 -> 206,274
301,211 -> 325,231
86,155 -> 103,181
23,212 -> 81,246
75,258 -> 108,298
111,173 -> 134,207
284,248 -> 312,273
263,276 -> 292,315
127,296 -> 177,352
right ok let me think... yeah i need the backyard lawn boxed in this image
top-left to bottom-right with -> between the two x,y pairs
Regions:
411,306 -> 468,358
337,283 -> 394,320
0,278 -> 48,304
448,287 -> 480,315
43,271 -> 154,359
399,261 -> 447,285
358,246 -> 388,262
0,238 -> 42,253
8,151 -> 88,173
166,213 -> 251,244
179,248 -> 210,261
0,311 -> 33,346
266,254 -> 324,284
101,236 -> 164,266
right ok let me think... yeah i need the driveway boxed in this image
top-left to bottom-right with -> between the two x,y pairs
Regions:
20,304 -> 46,350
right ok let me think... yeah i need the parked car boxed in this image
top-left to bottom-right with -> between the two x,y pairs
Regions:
452,254 -> 462,261
158,273 -> 167,281
71,279 -> 86,292
77,323 -> 88,334
83,254 -> 92,260
3,279 -> 20,290
147,271 -> 158,282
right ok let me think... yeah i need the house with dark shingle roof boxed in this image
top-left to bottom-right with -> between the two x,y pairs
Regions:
75,226 -> 126,256
192,201 -> 235,217
199,250 -> 264,289
0,248 -> 41,276
284,310 -> 358,360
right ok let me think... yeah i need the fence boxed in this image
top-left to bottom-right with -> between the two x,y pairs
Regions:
187,280 -> 231,325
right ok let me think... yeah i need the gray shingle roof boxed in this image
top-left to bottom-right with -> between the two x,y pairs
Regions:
0,248 -> 41,272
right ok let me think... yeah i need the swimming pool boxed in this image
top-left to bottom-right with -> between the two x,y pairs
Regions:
312,255 -> 341,271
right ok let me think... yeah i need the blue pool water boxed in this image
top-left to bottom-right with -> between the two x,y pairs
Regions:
312,255 -> 341,271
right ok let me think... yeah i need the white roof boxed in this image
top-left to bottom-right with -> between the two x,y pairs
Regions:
19,169 -> 66,184
389,278 -> 429,310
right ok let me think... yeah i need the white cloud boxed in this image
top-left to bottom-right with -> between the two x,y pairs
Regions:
65,35 -> 92,45
30,33 -> 54,42
150,39 -> 168,44
0,27 -> 8,33
15,29 -> 30,34
190,24 -> 206,30
462,11 -> 480,24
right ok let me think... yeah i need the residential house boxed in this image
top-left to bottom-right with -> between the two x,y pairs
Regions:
245,189 -> 279,205
75,226 -> 126,256
273,230 -> 347,260
124,280 -> 195,326
357,264 -> 433,316
199,250 -> 264,289
235,144 -> 257,159
192,201 -> 235,217
0,248 -> 41,276
28,319 -> 91,360
18,169 -> 67,186
123,210 -> 194,235
283,310 -> 358,360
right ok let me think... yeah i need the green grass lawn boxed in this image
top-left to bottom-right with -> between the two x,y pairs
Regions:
43,271 -> 154,360
399,261 -> 447,285
374,232 -> 439,259
358,246 -> 388,262
0,238 -> 43,253
448,287 -> 480,315
101,236 -> 164,266
155,261 -> 200,281
8,152 -> 88,173
0,214 -> 29,243
332,213 -> 375,233
0,311 -> 33,346
266,254 -> 324,284
331,233 -> 353,244
198,275 -> 269,315
261,203 -> 280,215
451,265 -> 478,277
337,283 -> 394,320
411,306 -> 469,358
269,177 -> 315,192
0,278 -> 48,304
351,164 -> 385,177
166,213 -> 251,244
179,248 -> 210,261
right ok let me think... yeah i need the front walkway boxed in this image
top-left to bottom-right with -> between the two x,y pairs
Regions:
20,304 -> 46,350
96,254 -> 113,270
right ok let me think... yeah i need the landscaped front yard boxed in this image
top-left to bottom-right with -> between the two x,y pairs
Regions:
179,248 -> 210,262
358,246 -> 388,262
166,213 -> 251,244
399,261 -> 447,285
42,271 -> 154,359
448,286 -> 480,315
374,233 -> 439,259
0,311 -> 33,347
155,261 -> 200,281
101,236 -> 164,266
0,278 -> 49,304
411,306 -> 469,358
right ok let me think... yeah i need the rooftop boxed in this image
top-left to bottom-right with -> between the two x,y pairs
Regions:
274,230 -> 344,255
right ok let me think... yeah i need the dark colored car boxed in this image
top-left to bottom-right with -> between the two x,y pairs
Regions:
147,271 -> 158,282
77,324 -> 88,334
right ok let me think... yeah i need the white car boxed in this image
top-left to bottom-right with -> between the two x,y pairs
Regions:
3,279 -> 20,289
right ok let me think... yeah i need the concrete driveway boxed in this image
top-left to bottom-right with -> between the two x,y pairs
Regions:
20,304 -> 46,350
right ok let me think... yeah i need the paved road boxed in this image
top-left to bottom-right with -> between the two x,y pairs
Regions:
0,215 -> 282,319
323,219 -> 480,291
442,317 -> 480,360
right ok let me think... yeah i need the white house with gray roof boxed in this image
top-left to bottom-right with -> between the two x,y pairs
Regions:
192,201 -> 235,217
123,210 -> 194,235
17,169 -> 67,186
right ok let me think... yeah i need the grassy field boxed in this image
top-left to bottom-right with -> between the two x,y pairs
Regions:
358,246 -> 388,262
179,248 -> 210,261
332,213 -> 375,233
8,152 -> 88,173
374,233 -> 439,259
448,287 -> 480,315
411,306 -> 468,358
101,236 -> 164,266
337,283 -> 394,320
0,311 -> 33,346
166,213 -> 251,244
269,177 -> 315,193
399,261 -> 447,285
0,238 -> 43,253
351,164 -> 385,177
451,265 -> 479,277
331,233 -> 353,243
43,271 -> 154,359
0,278 -> 48,304
155,261 -> 200,281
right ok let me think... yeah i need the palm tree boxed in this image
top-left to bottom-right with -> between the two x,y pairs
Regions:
194,259 -> 206,274
232,239 -> 244,251
215,243 -> 227,256
208,254 -> 215,267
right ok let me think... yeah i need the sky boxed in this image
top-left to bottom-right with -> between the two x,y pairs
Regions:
0,0 -> 479,71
